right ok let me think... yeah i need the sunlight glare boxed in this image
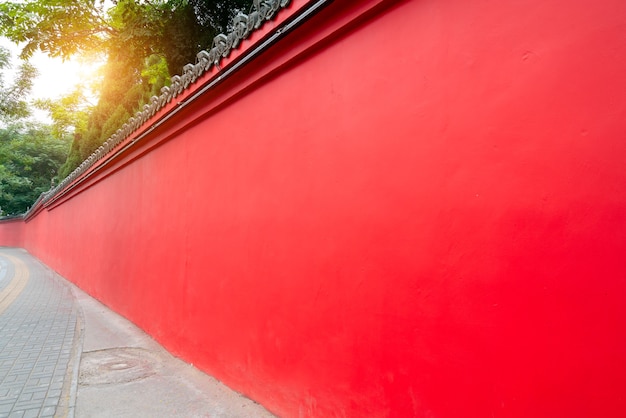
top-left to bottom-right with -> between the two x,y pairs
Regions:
0,37 -> 104,123
29,52 -> 104,122
31,52 -> 103,101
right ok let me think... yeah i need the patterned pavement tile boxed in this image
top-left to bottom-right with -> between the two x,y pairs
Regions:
0,248 -> 79,418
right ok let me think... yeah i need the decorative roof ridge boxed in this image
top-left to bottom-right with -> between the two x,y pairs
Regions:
24,0 -> 292,218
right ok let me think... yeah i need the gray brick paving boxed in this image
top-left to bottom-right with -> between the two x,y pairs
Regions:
0,257 -> 13,293
0,248 -> 79,418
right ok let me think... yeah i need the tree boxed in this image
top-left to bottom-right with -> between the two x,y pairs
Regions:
0,0 -> 249,69
34,86 -> 93,180
0,0 -> 250,177
0,0 -> 111,60
0,123 -> 70,215
34,86 -> 91,140
0,45 -> 63,216
0,46 -> 37,121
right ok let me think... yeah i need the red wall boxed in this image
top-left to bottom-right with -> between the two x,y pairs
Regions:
2,0 -> 626,416
0,218 -> 24,246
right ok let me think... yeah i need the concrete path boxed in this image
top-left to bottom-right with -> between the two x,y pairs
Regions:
0,248 -> 276,418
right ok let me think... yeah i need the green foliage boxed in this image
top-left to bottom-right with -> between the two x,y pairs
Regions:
1,0 -> 253,179
0,0 -> 112,60
142,54 -> 170,98
56,138 -> 83,180
160,0 -> 212,74
0,123 -> 70,215
34,86 -> 90,140
0,46 -> 37,121
100,105 -> 130,147
189,0 -> 250,33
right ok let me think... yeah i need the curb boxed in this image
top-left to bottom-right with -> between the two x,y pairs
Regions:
35,258 -> 84,418
65,292 -> 85,418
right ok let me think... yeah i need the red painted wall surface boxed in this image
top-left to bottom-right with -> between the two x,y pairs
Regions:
2,0 -> 626,416
0,218 -> 23,247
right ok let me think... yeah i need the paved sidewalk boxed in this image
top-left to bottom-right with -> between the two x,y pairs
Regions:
0,248 -> 275,418
0,248 -> 78,418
